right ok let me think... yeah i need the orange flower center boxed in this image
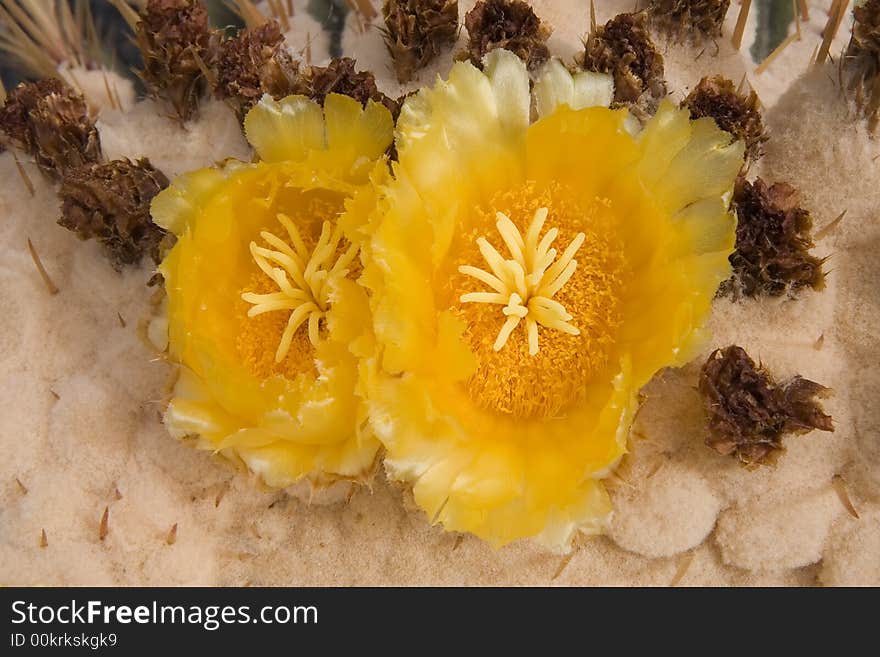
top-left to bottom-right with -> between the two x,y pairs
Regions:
449,182 -> 629,420
235,193 -> 351,380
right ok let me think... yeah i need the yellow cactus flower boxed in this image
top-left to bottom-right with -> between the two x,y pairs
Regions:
358,51 -> 745,550
151,93 -> 393,488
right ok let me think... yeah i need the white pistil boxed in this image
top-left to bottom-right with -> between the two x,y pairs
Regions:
459,207 -> 584,356
242,213 -> 357,362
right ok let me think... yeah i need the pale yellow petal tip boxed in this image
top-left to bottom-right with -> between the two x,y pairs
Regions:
534,58 -> 614,118
482,48 -> 531,132
323,93 -> 395,162
244,92 -> 394,176
396,49 -> 531,154
244,93 -> 326,163
150,167 -> 227,235
482,46 -> 527,72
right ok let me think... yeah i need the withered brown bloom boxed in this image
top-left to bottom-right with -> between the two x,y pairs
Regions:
581,12 -> 667,118
699,345 -> 833,466
647,0 -> 730,42
722,177 -> 826,298
381,0 -> 459,83
212,20 -> 298,120
58,158 -> 171,270
461,0 -> 550,72
843,0 -> 880,132
681,75 -> 766,161
135,0 -> 213,121
0,79 -> 101,179
289,58 -> 401,119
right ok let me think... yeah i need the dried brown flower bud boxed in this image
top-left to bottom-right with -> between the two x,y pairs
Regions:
681,75 -> 766,161
58,158 -> 171,270
699,345 -> 833,466
289,58 -> 401,119
213,20 -> 298,120
843,0 -> 880,132
647,0 -> 730,43
581,12 -> 667,118
381,0 -> 459,83
722,177 -> 826,298
461,0 -> 550,72
136,0 -> 213,121
0,79 -> 102,179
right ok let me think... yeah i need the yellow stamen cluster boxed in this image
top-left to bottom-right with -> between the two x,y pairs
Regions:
459,207 -> 585,356
242,213 -> 357,362
450,182 -> 628,420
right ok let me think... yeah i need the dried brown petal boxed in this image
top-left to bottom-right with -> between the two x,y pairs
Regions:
699,345 -> 833,467
288,58 -> 401,119
213,20 -> 299,120
381,0 -> 459,83
647,0 -> 731,43
0,79 -> 102,179
461,0 -> 550,72
843,0 -> 880,132
136,0 -> 213,121
721,177 -> 826,298
681,75 -> 766,161
581,12 -> 666,118
58,158 -> 171,270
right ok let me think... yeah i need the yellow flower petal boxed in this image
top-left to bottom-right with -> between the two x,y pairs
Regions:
150,166 -> 232,236
324,94 -> 394,166
482,48 -> 531,135
533,58 -> 614,118
244,94 -> 325,163
244,93 -> 394,185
